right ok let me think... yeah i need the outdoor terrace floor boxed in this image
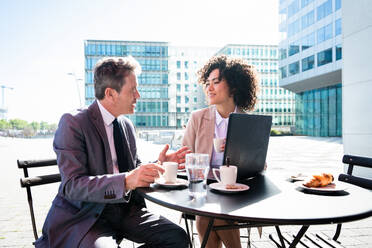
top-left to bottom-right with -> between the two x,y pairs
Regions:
0,136 -> 370,247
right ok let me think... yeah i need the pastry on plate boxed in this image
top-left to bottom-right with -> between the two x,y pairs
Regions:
303,173 -> 334,188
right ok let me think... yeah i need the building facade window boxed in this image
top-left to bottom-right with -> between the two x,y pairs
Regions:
301,0 -> 314,8
302,32 -> 315,50
139,87 -> 168,98
336,44 -> 342,60
288,0 -> 300,18
280,66 -> 287,79
176,61 -> 181,69
295,84 -> 341,136
317,0 -> 332,21
317,48 -> 333,66
289,41 -> 300,56
176,84 -> 181,92
335,18 -> 342,36
301,10 -> 314,30
177,72 -> 181,80
176,96 -> 181,104
184,72 -> 189,80
335,0 -> 341,11
289,61 -> 300,76
317,23 -> 333,44
279,48 -> 287,59
184,61 -> 188,69
302,55 -> 315,72
288,19 -> 301,37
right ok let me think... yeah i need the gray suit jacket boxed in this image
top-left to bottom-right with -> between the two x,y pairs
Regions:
35,100 -> 144,248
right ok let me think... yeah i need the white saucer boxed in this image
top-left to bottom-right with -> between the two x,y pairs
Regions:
295,181 -> 348,193
209,182 -> 250,193
155,178 -> 188,188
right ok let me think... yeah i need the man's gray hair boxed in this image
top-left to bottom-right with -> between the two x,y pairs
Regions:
93,56 -> 141,100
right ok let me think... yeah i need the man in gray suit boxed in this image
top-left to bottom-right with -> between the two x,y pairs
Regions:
35,56 -> 190,247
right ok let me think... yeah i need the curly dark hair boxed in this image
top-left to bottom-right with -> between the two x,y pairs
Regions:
94,56 -> 141,100
197,55 -> 259,111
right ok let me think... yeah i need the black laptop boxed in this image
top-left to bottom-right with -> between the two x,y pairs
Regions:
223,113 -> 272,180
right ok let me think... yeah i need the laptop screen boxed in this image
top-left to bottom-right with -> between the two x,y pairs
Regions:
223,113 -> 272,180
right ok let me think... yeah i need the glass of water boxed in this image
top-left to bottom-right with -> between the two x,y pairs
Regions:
185,153 -> 210,198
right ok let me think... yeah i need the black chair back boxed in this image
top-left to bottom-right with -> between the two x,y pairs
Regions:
17,159 -> 60,241
339,155 -> 372,190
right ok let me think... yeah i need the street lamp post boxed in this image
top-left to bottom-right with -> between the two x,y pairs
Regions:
67,73 -> 83,109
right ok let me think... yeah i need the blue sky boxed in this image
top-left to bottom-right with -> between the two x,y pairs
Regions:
0,0 -> 279,123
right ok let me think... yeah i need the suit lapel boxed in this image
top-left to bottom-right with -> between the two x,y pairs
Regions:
88,101 -> 114,174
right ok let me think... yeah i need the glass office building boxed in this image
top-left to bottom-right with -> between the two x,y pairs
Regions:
168,46 -> 218,128
84,40 -> 170,129
85,41 -> 297,131
217,44 -> 295,130
278,0 -> 342,136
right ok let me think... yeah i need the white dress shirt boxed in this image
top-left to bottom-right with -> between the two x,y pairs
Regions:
97,100 -> 120,174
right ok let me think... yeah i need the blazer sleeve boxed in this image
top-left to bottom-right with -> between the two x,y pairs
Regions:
53,113 -> 127,203
182,112 -> 197,152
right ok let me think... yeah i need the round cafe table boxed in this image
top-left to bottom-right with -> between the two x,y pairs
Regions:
136,171 -> 372,248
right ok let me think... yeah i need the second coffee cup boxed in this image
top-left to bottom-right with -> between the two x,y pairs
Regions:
212,165 -> 237,185
213,138 -> 225,153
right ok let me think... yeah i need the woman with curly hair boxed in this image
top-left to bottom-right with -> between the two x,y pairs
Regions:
182,55 -> 260,248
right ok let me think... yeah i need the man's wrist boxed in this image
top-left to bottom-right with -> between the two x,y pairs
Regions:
123,172 -> 131,193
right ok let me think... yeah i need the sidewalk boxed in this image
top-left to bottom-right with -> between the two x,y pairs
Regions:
0,136 -> 371,247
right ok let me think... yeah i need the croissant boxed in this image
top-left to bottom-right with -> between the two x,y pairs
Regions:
303,173 -> 334,188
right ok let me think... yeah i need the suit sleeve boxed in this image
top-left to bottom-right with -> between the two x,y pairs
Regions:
182,112 -> 197,152
54,113 -> 127,203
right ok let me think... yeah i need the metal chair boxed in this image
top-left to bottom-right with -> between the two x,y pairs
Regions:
270,154 -> 372,248
17,158 -> 127,247
334,154 -> 372,241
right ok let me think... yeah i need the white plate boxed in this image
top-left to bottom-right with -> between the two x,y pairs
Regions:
289,173 -> 309,182
209,182 -> 250,193
295,181 -> 348,193
155,178 -> 188,188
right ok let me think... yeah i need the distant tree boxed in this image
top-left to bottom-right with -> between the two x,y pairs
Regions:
47,123 -> 57,133
0,119 -> 11,130
40,121 -> 48,130
9,119 -> 28,130
0,119 -> 57,137
30,121 -> 40,132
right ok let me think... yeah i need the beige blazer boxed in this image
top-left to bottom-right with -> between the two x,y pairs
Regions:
182,105 -> 245,164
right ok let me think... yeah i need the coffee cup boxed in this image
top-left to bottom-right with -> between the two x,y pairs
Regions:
212,165 -> 237,185
161,162 -> 178,183
213,138 -> 225,153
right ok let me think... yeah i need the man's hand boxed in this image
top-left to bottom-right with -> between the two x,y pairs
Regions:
158,144 -> 191,164
125,163 -> 164,190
